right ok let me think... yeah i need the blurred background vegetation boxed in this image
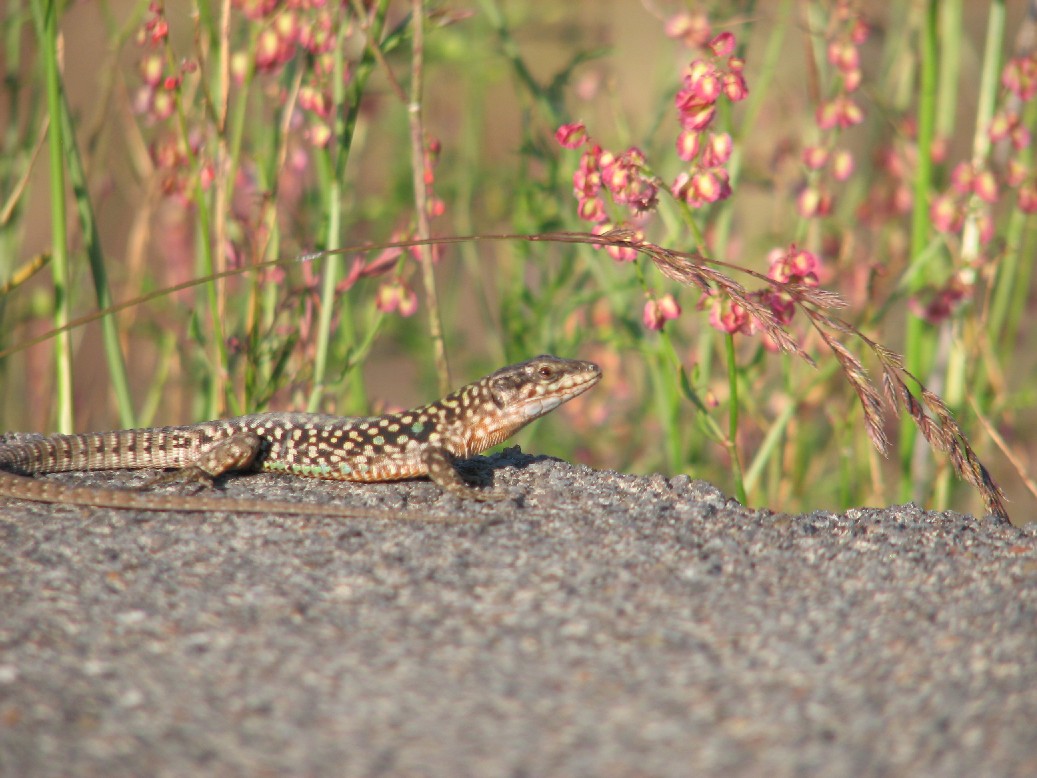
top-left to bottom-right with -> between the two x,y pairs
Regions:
1,0 -> 1035,522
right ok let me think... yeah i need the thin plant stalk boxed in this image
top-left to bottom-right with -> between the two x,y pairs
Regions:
307,0 -> 388,412
29,0 -> 73,433
308,18 -> 350,412
900,0 -> 940,502
724,331 -> 747,504
408,0 -> 450,393
934,0 -> 1004,510
57,82 -> 136,427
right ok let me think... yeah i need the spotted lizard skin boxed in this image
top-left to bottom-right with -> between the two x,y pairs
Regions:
0,355 -> 601,519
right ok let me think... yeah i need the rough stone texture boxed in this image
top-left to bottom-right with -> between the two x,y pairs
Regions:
1,449 -> 1035,777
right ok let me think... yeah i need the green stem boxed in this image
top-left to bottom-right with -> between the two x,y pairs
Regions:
30,0 -> 73,433
935,0 -> 1003,511
724,332 -> 747,504
408,0 -> 451,393
58,79 -> 135,427
900,0 -> 940,502
308,0 -> 388,412
987,12 -> 1033,348
308,19 -> 350,412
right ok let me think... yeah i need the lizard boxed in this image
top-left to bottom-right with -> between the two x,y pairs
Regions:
0,355 -> 601,521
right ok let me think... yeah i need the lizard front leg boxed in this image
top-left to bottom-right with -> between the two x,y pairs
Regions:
142,432 -> 265,490
421,446 -> 510,501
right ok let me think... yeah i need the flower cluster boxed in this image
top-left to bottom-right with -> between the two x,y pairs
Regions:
332,134 -> 445,319
995,53 -> 1037,214
555,24 -> 748,234
134,2 -> 356,152
134,3 -> 188,123
558,126 -> 659,224
231,1 -> 352,148
763,245 -> 822,325
554,20 -> 752,329
914,50 -> 1037,324
556,124 -> 658,262
855,121 -> 914,230
705,245 -> 823,336
909,276 -> 971,326
929,162 -> 997,240
335,237 -> 420,318
797,3 -> 869,219
669,32 -> 746,208
929,51 -> 1037,242
149,132 -> 208,201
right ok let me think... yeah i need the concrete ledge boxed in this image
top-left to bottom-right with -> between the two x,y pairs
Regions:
1,450 -> 1034,776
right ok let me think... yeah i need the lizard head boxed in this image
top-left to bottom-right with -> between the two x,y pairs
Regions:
485,355 -> 602,422
432,355 -> 602,457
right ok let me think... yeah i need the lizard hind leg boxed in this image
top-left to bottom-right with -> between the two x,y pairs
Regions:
140,432 -> 265,491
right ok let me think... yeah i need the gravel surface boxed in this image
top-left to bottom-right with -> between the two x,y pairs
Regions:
1,447 -> 1035,777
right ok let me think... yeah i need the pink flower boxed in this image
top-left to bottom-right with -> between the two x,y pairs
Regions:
767,291 -> 796,325
1018,184 -> 1037,213
577,196 -> 607,223
139,55 -> 164,87
1006,160 -> 1028,187
796,186 -> 831,218
828,40 -> 856,71
307,121 -> 331,148
376,281 -> 418,317
802,145 -> 829,170
708,32 -> 736,58
972,169 -> 998,203
850,18 -> 870,45
679,103 -> 718,132
606,244 -> 638,262
709,296 -> 753,335
701,132 -> 733,167
657,292 -> 681,319
1002,55 -> 1037,101
691,170 -> 723,203
298,85 -> 330,118
151,90 -> 175,121
676,130 -> 701,161
950,162 -> 974,194
909,277 -> 971,324
988,111 -> 1016,143
556,122 -> 588,149
723,65 -> 749,101
818,96 -> 864,129
831,150 -> 854,181
664,11 -> 711,48
1010,124 -> 1032,151
929,193 -> 962,233
643,293 -> 682,330
768,245 -> 820,286
841,68 -> 862,93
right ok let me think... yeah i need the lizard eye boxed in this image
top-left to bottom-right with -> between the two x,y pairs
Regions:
538,365 -> 554,379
